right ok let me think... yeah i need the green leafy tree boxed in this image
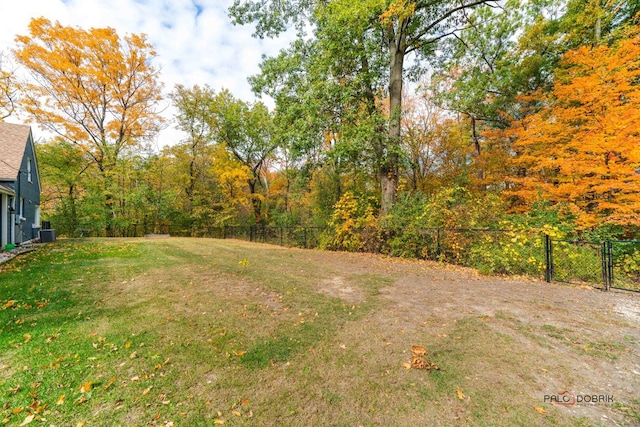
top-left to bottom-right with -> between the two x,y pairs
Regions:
169,84 -> 217,217
230,0 -> 496,215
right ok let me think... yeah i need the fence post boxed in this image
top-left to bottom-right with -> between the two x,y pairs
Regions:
544,234 -> 553,283
604,240 -> 613,291
608,240 -> 614,289
304,228 -> 308,248
436,229 -> 442,259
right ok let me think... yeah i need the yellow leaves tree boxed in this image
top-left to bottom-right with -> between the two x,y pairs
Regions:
506,27 -> 640,227
14,18 -> 164,235
210,144 -> 252,225
0,52 -> 19,120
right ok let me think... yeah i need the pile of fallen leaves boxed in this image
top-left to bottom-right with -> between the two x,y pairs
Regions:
406,345 -> 438,371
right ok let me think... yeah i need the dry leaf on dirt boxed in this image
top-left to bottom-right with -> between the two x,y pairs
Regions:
534,407 -> 546,414
456,387 -> 466,401
411,345 -> 427,357
410,356 -> 429,369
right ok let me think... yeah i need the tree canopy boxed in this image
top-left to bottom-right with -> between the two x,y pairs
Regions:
7,3 -> 640,239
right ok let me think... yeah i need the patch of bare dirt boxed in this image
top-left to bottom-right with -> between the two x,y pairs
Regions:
302,249 -> 640,425
317,276 -> 365,303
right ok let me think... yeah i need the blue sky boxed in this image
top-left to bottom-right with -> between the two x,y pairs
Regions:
0,0 -> 294,148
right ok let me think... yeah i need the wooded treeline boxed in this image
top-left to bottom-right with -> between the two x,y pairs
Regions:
2,0 -> 640,242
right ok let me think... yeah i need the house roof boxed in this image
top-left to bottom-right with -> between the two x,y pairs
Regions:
0,122 -> 32,180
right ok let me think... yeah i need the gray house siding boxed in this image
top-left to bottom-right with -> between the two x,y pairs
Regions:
16,134 -> 41,242
0,123 -> 42,246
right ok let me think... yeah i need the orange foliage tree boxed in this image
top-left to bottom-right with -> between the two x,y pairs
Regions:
14,18 -> 164,235
505,28 -> 640,228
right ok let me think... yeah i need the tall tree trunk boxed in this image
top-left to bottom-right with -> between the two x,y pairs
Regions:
248,178 -> 262,224
382,22 -> 406,216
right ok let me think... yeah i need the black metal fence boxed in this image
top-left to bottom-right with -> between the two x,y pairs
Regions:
53,221 -> 640,293
168,225 -> 326,249
544,237 -> 640,292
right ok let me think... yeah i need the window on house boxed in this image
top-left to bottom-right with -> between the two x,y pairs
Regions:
27,159 -> 32,183
34,206 -> 41,227
20,198 -> 25,219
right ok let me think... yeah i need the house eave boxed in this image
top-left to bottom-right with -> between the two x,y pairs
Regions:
0,184 -> 15,195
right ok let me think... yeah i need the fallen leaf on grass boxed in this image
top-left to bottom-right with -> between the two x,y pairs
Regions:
232,411 -> 242,417
456,387 -> 466,401
402,362 -> 411,370
23,334 -> 31,344
18,415 -> 34,426
76,422 -> 85,427
75,397 -> 88,405
534,407 -> 546,414
56,395 -> 65,405
45,333 -> 59,343
129,352 -> 137,359
3,300 -> 16,309
79,382 -> 92,393
142,386 -> 152,396
233,351 -> 246,357
11,407 -> 23,414
214,419 -> 225,424
104,377 -> 116,390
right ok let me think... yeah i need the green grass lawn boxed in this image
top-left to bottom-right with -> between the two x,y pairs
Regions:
0,238 -> 627,426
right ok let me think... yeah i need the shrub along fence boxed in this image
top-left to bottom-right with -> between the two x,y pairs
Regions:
64,222 -> 638,292
161,225 -> 637,292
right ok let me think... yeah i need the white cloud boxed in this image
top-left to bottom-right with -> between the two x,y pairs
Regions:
0,0 -> 296,147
